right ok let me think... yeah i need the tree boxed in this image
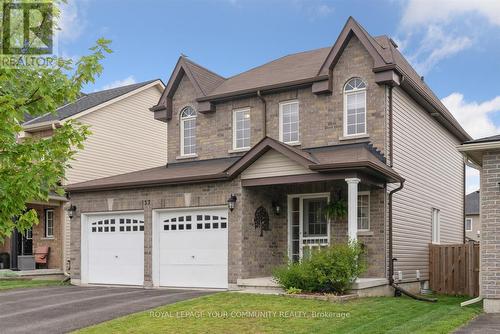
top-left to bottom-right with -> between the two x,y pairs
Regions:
0,0 -> 112,242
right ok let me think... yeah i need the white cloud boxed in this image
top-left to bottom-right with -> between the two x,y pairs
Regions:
441,93 -> 500,139
101,76 -> 137,90
292,0 -> 334,21
410,25 -> 472,74
402,0 -> 500,28
56,1 -> 87,42
397,0 -> 500,73
466,166 -> 480,194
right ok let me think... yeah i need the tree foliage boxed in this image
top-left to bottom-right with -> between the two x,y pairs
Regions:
0,0 -> 112,242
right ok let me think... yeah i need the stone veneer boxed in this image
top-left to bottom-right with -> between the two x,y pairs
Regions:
481,150 -> 500,313
167,35 -> 387,163
69,178 -> 387,285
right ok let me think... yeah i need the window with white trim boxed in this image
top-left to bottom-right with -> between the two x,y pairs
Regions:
431,208 -> 440,244
45,209 -> 54,238
344,78 -> 367,136
279,100 -> 299,144
357,192 -> 370,230
180,106 -> 196,156
233,108 -> 251,150
465,218 -> 472,232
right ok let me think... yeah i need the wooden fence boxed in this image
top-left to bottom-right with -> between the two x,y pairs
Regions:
429,242 -> 479,297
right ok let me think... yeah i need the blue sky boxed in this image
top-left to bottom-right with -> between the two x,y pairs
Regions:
58,0 -> 500,193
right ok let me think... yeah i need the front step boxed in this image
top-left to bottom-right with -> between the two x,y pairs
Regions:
234,277 -> 284,294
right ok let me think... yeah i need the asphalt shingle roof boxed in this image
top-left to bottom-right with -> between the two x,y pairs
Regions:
464,134 -> 500,144
24,80 -> 160,126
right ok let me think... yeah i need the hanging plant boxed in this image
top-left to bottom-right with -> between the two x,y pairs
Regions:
324,199 -> 347,221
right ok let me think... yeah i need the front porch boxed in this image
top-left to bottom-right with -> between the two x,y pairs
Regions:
0,198 -> 66,272
238,177 -> 388,283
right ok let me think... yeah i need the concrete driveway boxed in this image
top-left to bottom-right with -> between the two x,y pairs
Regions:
0,285 -> 213,334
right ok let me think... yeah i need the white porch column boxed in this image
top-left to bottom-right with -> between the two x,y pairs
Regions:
345,178 -> 361,241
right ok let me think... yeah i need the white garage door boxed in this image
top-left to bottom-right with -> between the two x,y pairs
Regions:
157,207 -> 228,289
87,212 -> 144,286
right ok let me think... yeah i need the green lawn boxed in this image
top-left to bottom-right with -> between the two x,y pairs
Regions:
0,279 -> 66,291
75,292 -> 481,334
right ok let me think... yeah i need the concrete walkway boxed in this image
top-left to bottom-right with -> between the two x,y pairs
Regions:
455,314 -> 500,333
0,285 -> 213,334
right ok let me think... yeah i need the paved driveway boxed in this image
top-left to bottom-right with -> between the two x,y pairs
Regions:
0,285 -> 213,334
454,313 -> 500,333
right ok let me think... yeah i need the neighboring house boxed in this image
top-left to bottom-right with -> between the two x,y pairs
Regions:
0,80 -> 167,272
459,135 -> 500,313
465,190 -> 480,241
67,17 -> 470,294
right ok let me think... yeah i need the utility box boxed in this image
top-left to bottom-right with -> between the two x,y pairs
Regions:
18,255 -> 35,270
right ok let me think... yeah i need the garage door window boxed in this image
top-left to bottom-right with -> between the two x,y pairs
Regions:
91,218 -> 144,233
163,214 -> 227,232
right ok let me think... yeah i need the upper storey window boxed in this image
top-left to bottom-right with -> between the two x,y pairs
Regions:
233,108 -> 251,150
180,106 -> 197,156
344,78 -> 367,137
279,100 -> 299,144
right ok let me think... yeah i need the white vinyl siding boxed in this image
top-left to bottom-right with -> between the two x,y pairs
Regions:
45,209 -> 54,238
357,192 -> 370,231
391,86 -> 464,282
241,150 -> 314,179
233,108 -> 250,150
64,86 -> 166,185
279,101 -> 299,144
61,84 -> 166,271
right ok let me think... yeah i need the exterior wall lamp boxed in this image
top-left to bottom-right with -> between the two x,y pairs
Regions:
67,205 -> 77,219
227,194 -> 237,211
272,201 -> 281,215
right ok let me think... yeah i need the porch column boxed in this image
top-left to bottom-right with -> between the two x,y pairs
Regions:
345,178 -> 360,241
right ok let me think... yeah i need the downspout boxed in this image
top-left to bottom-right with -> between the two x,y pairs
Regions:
257,90 -> 267,138
389,180 -> 436,302
388,180 -> 404,285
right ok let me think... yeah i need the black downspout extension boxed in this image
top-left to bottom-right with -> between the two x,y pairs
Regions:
257,90 -> 267,137
388,180 -> 404,286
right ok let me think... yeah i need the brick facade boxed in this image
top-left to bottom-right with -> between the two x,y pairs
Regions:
69,177 -> 387,284
0,203 -> 64,270
481,150 -> 500,312
168,35 -> 387,163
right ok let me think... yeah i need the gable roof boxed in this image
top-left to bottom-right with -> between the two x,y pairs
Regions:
67,138 -> 402,192
155,17 -> 470,142
24,79 -> 164,127
466,190 -> 480,215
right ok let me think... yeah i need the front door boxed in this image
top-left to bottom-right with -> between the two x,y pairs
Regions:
288,193 -> 330,262
17,229 -> 32,255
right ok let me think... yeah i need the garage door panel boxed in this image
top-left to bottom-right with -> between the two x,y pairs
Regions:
157,207 -> 228,289
86,213 -> 144,286
159,249 -> 227,265
160,264 -> 227,288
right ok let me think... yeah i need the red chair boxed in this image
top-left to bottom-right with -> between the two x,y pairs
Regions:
34,246 -> 50,269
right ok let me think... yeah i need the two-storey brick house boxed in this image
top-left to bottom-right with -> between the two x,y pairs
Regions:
67,18 -> 470,294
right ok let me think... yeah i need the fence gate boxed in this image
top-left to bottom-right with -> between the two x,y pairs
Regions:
429,243 -> 479,297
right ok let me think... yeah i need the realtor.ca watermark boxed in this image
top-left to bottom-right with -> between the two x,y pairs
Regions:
0,0 -> 59,69
149,310 -> 351,319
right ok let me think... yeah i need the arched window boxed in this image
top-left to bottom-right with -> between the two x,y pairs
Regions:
180,106 -> 196,156
344,78 -> 367,136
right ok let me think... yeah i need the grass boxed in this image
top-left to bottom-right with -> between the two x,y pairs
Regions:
75,292 -> 481,334
0,279 -> 66,291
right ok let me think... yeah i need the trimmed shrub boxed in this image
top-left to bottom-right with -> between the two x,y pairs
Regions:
273,242 -> 366,294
